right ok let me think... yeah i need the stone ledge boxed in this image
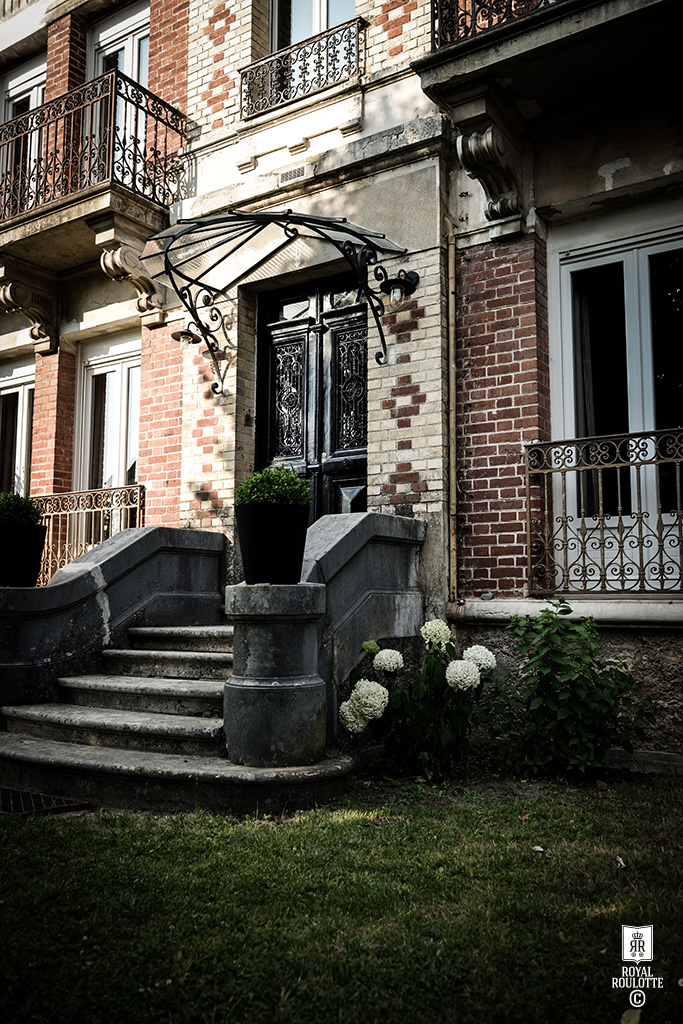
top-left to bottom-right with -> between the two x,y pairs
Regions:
449,598 -> 683,629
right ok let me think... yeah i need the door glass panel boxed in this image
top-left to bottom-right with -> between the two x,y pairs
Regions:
0,392 -> 19,492
89,373 -> 108,489
280,296 -> 310,320
650,246 -> 683,513
328,0 -> 354,27
126,365 -> 140,484
571,261 -> 631,516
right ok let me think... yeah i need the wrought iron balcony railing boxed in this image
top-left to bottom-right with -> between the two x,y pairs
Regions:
432,0 -> 573,49
240,18 -> 366,118
0,71 -> 187,224
525,429 -> 683,595
33,484 -> 144,586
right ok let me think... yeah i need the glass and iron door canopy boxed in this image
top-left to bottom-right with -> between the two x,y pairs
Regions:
257,278 -> 368,519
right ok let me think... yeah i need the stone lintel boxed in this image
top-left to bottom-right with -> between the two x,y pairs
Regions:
0,254 -> 58,352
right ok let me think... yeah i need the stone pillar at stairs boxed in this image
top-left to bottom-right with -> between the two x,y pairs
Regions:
224,583 -> 327,767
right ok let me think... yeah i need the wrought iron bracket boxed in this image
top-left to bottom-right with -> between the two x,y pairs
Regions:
142,209 -> 417,395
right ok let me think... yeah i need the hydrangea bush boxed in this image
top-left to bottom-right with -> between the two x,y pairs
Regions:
339,619 -> 497,780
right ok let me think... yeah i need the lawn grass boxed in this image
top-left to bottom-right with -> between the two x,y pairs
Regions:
0,771 -> 681,1024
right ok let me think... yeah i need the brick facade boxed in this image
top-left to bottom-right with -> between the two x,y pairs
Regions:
29,348 -> 76,495
454,234 -> 550,599
45,13 -> 87,100
138,322 -> 185,527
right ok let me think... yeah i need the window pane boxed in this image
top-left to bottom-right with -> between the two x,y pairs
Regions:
571,262 -> 630,516
328,0 -> 354,27
0,392 -> 19,492
126,365 -> 140,484
24,388 -> 34,495
650,246 -> 683,513
89,374 -> 107,489
138,35 -> 149,89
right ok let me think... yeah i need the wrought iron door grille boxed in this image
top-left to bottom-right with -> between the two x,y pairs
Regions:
0,71 -> 187,223
33,484 -> 144,586
240,18 -> 365,118
432,0 -> 573,49
525,429 -> 683,595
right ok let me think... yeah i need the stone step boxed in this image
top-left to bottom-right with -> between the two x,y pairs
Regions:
59,675 -> 224,717
2,704 -> 224,756
0,734 -> 355,813
127,625 -> 234,653
100,648 -> 233,680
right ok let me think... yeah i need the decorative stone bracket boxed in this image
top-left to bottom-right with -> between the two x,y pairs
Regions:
0,256 -> 58,353
457,123 -> 523,233
452,86 -> 525,239
87,213 -> 168,327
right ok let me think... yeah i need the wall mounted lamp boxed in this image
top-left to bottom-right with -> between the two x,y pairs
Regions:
377,268 -> 420,307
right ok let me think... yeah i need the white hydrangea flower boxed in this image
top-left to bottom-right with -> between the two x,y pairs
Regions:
420,619 -> 454,650
445,659 -> 480,691
349,679 -> 389,720
339,700 -> 369,734
462,644 -> 497,672
373,648 -> 404,673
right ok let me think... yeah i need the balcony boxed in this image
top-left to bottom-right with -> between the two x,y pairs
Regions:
0,71 -> 186,273
33,484 -> 144,586
525,430 -> 683,595
240,18 -> 366,119
432,0 -> 574,50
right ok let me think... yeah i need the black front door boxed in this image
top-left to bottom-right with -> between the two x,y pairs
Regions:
256,277 -> 368,521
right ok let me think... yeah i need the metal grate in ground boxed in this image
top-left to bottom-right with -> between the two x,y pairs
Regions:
0,788 -> 92,815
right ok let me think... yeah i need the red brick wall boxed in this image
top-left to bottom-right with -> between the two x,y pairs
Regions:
30,349 -> 76,495
138,323 -> 184,526
149,0 -> 190,111
455,233 -> 549,599
46,14 -> 87,101
375,0 -> 419,58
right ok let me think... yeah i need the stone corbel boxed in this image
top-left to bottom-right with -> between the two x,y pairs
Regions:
457,124 -> 523,237
452,86 -> 525,239
87,213 -> 168,327
0,257 -> 58,353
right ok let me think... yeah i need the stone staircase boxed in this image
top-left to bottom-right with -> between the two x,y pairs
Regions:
0,624 -> 351,813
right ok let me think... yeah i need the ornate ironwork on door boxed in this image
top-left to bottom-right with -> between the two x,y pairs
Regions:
258,280 -> 368,520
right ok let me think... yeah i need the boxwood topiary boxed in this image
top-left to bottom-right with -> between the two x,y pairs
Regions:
0,492 -> 43,527
235,466 -> 310,506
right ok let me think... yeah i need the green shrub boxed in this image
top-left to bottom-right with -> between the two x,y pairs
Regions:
476,599 -> 656,775
235,465 -> 310,506
340,626 -> 498,781
0,492 -> 43,527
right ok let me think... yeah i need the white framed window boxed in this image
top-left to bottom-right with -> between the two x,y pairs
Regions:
550,205 -> 683,447
0,357 -> 35,495
545,202 -> 683,591
271,0 -> 355,50
1,53 -> 46,122
75,334 -> 141,492
89,0 -> 150,85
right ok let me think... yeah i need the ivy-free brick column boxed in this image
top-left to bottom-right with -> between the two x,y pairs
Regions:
455,233 -> 549,599
30,348 -> 76,495
149,0 -> 190,112
46,13 -> 87,100
138,323 -> 184,526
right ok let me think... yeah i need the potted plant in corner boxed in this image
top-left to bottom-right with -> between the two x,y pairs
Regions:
235,465 -> 311,584
0,492 -> 47,587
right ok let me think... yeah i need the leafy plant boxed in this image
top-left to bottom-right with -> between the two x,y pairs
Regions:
0,491 -> 43,527
235,465 -> 310,506
342,625 -> 497,781
477,599 -> 656,775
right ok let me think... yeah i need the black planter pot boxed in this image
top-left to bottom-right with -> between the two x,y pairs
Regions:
0,524 -> 47,587
236,504 -> 310,584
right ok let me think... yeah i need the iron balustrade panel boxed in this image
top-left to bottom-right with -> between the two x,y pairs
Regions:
432,0 -> 574,49
525,429 -> 683,595
241,19 -> 365,118
0,72 -> 187,223
33,484 -> 145,586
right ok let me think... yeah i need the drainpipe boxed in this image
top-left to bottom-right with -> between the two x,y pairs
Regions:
447,229 -> 458,604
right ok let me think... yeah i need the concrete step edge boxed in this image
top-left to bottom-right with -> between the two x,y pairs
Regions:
2,704 -> 223,738
102,650 -> 233,663
0,734 -> 355,785
59,676 -> 224,698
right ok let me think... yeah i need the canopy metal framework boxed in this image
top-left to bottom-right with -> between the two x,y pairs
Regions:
141,209 -> 414,395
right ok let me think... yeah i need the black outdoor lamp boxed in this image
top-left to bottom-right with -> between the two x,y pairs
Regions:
377,267 -> 420,307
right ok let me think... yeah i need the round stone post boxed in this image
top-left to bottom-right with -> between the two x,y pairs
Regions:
224,583 -> 327,767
